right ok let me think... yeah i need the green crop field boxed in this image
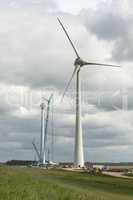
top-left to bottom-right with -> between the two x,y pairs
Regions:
0,166 -> 133,200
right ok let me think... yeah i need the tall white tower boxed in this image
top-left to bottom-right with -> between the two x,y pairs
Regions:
40,102 -> 45,164
42,94 -> 53,165
74,69 -> 84,167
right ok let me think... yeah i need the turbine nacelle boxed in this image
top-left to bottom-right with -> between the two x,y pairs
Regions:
74,57 -> 88,67
43,94 -> 53,104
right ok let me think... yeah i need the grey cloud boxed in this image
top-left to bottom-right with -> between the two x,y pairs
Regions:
0,0 -> 58,13
0,7 -> 124,91
1,103 -> 133,162
0,12 -> 78,89
0,1 -> 133,163
112,35 -> 133,61
81,11 -> 127,41
80,0 -> 133,62
84,146 -> 133,163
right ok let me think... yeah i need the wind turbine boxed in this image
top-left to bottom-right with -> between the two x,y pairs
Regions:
57,18 -> 120,168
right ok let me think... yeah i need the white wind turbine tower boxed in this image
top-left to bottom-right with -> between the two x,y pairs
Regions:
42,94 -> 53,164
57,18 -> 120,168
40,100 -> 45,164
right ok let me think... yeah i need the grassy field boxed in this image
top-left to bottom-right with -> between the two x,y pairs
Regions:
0,166 -> 133,200
125,173 -> 133,177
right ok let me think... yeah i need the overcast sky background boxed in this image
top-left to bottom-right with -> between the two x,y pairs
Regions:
0,0 -> 133,163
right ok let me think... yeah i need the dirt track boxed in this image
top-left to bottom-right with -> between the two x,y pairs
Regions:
103,171 -> 133,179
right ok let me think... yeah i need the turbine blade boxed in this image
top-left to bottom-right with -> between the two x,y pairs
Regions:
57,17 -> 80,58
84,62 -> 120,68
61,66 -> 78,102
42,97 -> 48,102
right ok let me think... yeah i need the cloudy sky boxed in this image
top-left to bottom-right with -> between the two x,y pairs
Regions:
0,0 -> 133,163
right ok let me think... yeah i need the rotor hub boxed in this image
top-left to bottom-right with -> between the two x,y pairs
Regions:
74,58 -> 87,66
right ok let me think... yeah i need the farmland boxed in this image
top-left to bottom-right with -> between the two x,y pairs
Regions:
0,166 -> 133,200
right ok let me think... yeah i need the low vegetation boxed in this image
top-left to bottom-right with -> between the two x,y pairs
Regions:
0,166 -> 133,200
125,173 -> 133,177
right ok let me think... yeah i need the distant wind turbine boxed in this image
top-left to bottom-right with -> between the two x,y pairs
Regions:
57,18 -> 120,168
40,100 -> 45,164
42,94 -> 53,164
